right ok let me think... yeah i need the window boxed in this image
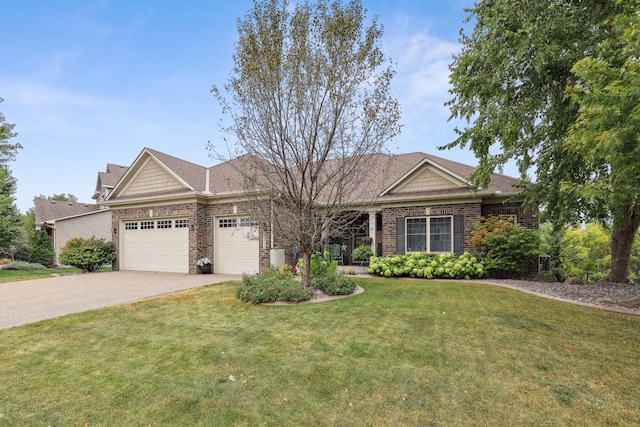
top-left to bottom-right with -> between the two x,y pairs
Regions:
430,217 -> 452,252
125,222 -> 138,230
406,218 -> 427,252
175,219 -> 189,228
406,216 -> 452,253
140,221 -> 155,230
219,218 -> 237,228
240,217 -> 258,227
157,220 -> 172,229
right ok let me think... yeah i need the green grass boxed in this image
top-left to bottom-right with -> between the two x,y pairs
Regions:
0,267 -> 111,283
0,278 -> 638,426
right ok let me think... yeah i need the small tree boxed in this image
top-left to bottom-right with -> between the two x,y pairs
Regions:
470,216 -> 539,278
211,0 -> 401,287
59,237 -> 115,273
29,230 -> 54,266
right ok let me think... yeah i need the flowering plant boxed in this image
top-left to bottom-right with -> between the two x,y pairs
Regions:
197,257 -> 212,267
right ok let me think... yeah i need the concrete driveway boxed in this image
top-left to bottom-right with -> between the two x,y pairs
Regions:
0,271 -> 240,330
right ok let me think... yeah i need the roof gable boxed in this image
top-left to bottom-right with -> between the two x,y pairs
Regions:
117,157 -> 189,197
109,148 -> 202,199
388,162 -> 467,194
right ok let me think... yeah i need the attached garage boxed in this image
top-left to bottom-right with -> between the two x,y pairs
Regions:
215,217 -> 260,275
121,218 -> 189,273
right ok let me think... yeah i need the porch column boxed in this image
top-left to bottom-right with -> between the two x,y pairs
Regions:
368,210 -> 377,253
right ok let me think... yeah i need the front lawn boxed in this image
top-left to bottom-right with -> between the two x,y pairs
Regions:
0,267 -> 112,284
0,278 -> 638,425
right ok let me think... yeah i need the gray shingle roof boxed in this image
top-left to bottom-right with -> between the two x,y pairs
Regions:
34,198 -> 100,225
108,148 -> 520,203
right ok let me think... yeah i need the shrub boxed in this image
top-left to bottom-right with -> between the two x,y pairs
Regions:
310,251 -> 338,276
59,237 -> 116,273
13,245 -> 31,262
368,252 -> 487,280
352,244 -> 374,262
236,270 -> 313,304
3,261 -> 47,271
471,216 -> 539,277
311,270 -> 357,296
0,258 -> 10,265
29,231 -> 55,266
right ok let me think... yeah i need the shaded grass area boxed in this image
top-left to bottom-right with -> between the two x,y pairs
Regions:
0,267 -> 111,283
0,278 -> 638,426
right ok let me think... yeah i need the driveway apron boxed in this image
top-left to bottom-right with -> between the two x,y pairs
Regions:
0,271 -> 240,330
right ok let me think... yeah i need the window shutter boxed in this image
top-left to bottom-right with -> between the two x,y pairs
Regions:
395,217 -> 405,254
453,215 -> 464,255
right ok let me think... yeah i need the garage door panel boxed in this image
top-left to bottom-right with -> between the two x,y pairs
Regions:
123,220 -> 189,274
215,217 -> 259,275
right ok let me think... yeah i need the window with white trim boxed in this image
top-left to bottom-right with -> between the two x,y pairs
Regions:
175,219 -> 189,228
406,216 -> 453,253
125,222 -> 138,230
157,220 -> 172,229
140,221 -> 155,230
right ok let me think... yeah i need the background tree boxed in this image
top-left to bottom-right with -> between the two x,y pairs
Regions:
29,230 -> 54,266
35,193 -> 79,203
447,0 -> 637,282
0,97 -> 22,257
0,166 -> 22,251
0,97 -> 22,165
211,0 -> 401,286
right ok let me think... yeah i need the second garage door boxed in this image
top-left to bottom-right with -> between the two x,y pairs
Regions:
215,217 -> 259,275
122,218 -> 189,274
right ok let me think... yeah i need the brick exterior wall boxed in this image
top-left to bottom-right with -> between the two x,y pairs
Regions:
381,200 -> 538,257
481,202 -> 538,229
111,199 -> 537,274
111,201 -> 271,274
381,202 -> 483,256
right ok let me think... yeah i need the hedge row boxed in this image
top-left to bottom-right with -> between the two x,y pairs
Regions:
367,252 -> 487,280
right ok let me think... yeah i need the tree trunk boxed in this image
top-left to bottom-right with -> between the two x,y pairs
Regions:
301,251 -> 312,288
605,207 -> 640,283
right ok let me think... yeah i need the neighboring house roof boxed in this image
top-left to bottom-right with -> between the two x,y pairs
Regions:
94,163 -> 129,200
104,147 -> 521,206
34,198 -> 100,227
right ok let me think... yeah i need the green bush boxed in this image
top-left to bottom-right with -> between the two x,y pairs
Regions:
29,231 -> 55,266
352,244 -> 374,262
368,252 -> 487,280
59,237 -> 116,273
310,251 -> 338,276
471,216 -> 539,277
3,261 -> 47,271
311,270 -> 357,295
236,270 -> 313,304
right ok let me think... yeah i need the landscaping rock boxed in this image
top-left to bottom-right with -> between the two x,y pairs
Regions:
618,298 -> 640,308
595,297 -> 615,305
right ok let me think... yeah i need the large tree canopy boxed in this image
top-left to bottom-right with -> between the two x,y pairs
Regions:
447,0 -> 638,282
211,0 -> 401,286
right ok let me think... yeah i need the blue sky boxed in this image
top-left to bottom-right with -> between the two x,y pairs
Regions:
1,0 -> 498,214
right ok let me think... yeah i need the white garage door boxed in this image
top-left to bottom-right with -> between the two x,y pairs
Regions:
215,217 -> 259,275
122,219 -> 189,273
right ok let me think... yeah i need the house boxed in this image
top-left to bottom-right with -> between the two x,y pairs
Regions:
34,163 -> 128,263
99,147 -> 536,275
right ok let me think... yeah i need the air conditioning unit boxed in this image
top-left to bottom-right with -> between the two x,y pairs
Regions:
539,255 -> 551,272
